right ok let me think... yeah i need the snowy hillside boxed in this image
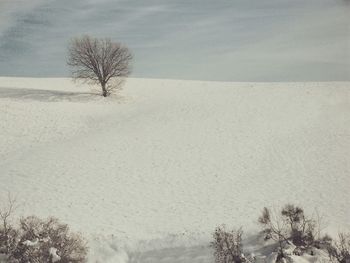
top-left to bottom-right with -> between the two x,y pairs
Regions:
0,77 -> 349,262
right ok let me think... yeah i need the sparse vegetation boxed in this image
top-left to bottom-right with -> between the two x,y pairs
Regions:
258,204 -> 319,257
0,197 -> 88,263
2,194 -> 348,263
211,225 -> 252,263
258,204 -> 325,259
213,204 -> 349,263
327,232 -> 350,263
258,206 -> 289,260
0,194 -> 19,257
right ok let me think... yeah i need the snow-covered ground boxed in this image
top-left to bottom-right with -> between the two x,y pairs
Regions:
0,77 -> 349,262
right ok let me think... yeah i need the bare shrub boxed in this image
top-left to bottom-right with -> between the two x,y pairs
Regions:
11,216 -> 88,263
258,204 -> 329,262
211,225 -> 251,263
67,35 -> 132,97
280,204 -> 315,247
1,195 -> 88,262
0,194 -> 19,256
281,204 -> 304,232
327,233 -> 350,263
258,207 -> 289,260
314,234 -> 333,250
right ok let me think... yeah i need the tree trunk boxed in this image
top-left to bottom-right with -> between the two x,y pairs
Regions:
101,83 -> 107,97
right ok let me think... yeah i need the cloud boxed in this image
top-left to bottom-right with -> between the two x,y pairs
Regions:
0,0 -> 48,38
0,0 -> 349,81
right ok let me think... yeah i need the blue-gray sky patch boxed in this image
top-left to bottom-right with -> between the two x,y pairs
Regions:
0,0 -> 349,81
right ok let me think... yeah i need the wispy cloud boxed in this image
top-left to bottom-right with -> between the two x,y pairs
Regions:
0,0 -> 349,81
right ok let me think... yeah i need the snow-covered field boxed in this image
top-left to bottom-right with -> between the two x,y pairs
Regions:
0,77 -> 349,262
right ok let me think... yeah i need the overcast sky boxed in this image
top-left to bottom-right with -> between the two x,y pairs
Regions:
0,0 -> 349,81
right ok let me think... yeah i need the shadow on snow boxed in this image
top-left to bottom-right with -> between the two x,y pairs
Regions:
0,86 -> 100,102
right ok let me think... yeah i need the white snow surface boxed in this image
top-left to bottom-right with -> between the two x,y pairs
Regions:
0,77 -> 349,262
22,238 -> 39,247
49,247 -> 61,263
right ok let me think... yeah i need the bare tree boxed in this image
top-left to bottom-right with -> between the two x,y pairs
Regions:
67,35 -> 132,97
